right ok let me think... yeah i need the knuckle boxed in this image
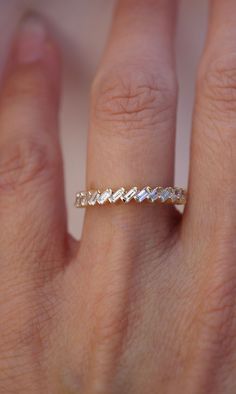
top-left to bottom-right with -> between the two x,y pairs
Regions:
0,65 -> 50,108
0,65 -> 51,117
0,136 -> 57,192
195,54 -> 236,163
198,53 -> 236,114
91,66 -> 177,138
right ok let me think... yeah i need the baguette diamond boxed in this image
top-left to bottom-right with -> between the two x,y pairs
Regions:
122,187 -> 138,203
75,192 -> 88,207
88,190 -> 100,206
160,188 -> 173,202
109,188 -> 125,203
97,188 -> 112,205
175,188 -> 185,203
135,187 -> 151,203
148,187 -> 163,202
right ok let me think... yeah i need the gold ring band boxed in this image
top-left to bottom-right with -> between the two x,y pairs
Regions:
75,186 -> 187,208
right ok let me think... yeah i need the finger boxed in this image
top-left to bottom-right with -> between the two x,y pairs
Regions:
184,0 -> 236,234
85,0 -> 178,231
0,15 -> 66,269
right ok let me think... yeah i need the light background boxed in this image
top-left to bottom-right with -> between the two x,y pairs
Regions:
0,0 -> 208,237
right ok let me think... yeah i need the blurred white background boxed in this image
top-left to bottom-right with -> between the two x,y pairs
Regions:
0,0 -> 208,237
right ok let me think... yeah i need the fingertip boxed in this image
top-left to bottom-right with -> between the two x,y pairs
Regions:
16,13 -> 49,64
5,13 -> 61,95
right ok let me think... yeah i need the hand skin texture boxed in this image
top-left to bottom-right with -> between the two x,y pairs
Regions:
1,0 -> 236,393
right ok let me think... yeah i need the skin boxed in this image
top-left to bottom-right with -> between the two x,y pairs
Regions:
1,0 -> 236,392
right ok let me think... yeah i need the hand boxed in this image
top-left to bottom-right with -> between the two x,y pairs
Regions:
1,1 -> 236,393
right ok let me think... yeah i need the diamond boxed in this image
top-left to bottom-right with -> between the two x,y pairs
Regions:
135,187 -> 151,203
97,188 -> 112,205
75,191 -> 88,207
87,190 -> 100,206
148,187 -> 163,202
169,188 -> 178,203
75,193 -> 80,207
109,188 -> 125,203
122,187 -> 138,203
160,187 -> 174,203
174,188 -> 185,204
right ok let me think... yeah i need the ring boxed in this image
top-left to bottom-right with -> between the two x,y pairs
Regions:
75,186 -> 187,207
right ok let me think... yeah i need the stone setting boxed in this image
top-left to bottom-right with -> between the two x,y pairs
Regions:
109,188 -> 125,203
87,190 -> 100,206
148,187 -> 163,202
122,187 -> 138,203
97,188 -> 112,205
75,191 -> 88,208
135,187 -> 151,203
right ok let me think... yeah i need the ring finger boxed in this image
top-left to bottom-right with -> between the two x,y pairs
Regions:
83,0 -> 179,238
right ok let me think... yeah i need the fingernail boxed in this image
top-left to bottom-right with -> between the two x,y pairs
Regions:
15,14 -> 48,64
